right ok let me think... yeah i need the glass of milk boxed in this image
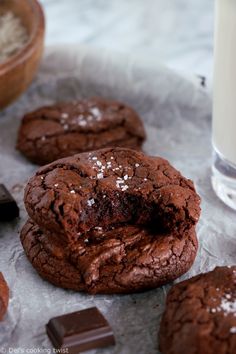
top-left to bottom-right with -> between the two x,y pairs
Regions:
212,0 -> 236,209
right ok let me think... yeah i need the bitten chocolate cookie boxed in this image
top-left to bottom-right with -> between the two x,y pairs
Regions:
22,148 -> 200,293
16,98 -> 146,165
0,272 -> 9,320
159,266 -> 236,354
20,219 -> 198,294
24,148 -> 201,242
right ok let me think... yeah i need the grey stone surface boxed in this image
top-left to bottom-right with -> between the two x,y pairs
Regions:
40,0 -> 214,79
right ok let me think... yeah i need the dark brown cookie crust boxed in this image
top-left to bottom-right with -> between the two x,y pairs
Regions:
24,148 -> 201,242
20,219 -> 198,294
159,266 -> 236,354
0,272 -> 9,321
16,98 -> 146,165
20,219 -> 83,291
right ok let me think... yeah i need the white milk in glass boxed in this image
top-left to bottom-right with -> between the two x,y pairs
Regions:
212,0 -> 236,209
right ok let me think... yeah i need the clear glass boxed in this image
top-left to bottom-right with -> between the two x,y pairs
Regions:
212,0 -> 236,209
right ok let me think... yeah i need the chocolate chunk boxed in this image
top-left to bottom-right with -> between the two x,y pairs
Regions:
0,184 -> 19,221
46,307 -> 115,353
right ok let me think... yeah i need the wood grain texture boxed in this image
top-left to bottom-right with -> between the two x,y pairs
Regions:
0,0 -> 45,110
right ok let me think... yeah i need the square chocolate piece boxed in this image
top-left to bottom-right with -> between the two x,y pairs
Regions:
46,307 -> 115,353
0,184 -> 19,221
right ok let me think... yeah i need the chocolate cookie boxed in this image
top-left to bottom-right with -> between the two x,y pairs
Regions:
20,220 -> 83,291
16,98 -> 146,165
20,219 -> 198,294
159,266 -> 236,354
24,148 -> 201,242
0,272 -> 9,320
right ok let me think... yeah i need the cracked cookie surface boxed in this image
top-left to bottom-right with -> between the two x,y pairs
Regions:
16,98 -> 146,165
0,272 -> 9,321
24,147 -> 201,241
159,266 -> 236,354
20,219 -> 198,294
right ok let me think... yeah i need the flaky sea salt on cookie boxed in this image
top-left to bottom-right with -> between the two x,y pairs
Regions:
159,266 -> 236,354
17,97 -> 146,165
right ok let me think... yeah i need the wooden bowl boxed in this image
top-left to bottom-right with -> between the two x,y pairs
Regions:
0,0 -> 45,110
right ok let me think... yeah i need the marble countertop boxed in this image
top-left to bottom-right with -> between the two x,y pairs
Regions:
40,0 -> 214,80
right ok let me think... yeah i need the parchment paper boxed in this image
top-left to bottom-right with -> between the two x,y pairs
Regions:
0,45 -> 235,354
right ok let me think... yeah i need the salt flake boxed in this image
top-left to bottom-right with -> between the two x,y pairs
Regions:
61,113 -> 69,119
78,120 -> 87,127
87,198 -> 95,207
90,107 -> 102,119
121,185 -> 129,191
97,173 -> 103,179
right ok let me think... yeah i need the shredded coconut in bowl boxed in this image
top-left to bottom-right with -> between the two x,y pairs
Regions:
0,12 -> 28,64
